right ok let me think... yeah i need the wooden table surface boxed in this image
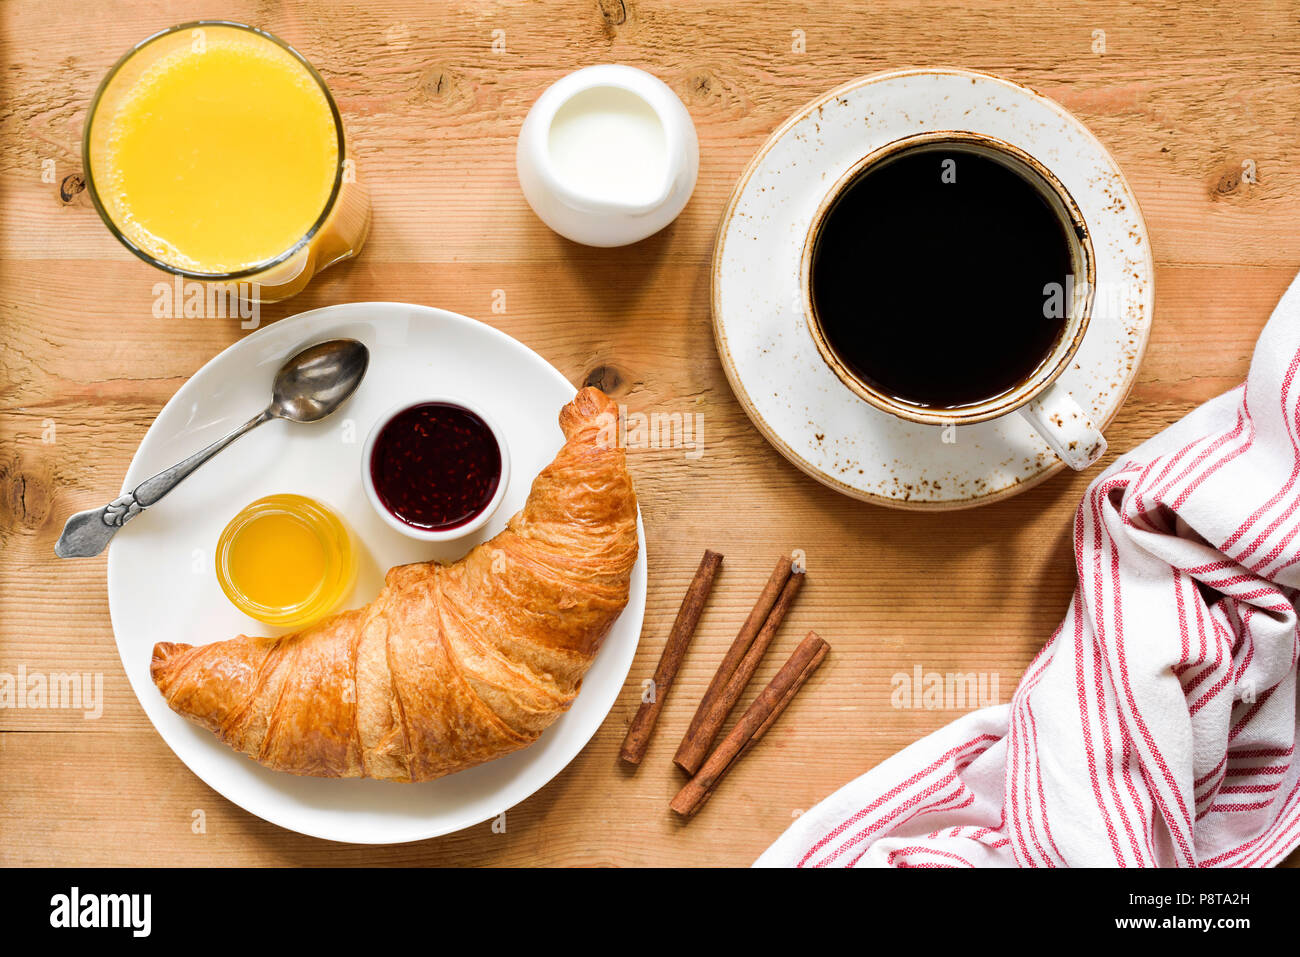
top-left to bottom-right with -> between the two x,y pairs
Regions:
3,0 -> 1299,867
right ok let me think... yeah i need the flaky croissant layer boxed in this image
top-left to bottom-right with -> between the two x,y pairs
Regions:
151,387 -> 638,782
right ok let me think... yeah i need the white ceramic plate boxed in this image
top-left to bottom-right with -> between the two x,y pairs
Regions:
107,302 -> 647,844
713,68 -> 1154,509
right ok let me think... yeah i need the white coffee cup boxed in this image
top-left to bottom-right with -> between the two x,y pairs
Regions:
801,130 -> 1106,471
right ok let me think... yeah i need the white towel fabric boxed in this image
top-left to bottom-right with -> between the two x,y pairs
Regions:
757,274 -> 1300,868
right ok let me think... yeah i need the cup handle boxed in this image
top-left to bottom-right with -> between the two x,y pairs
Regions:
1017,381 -> 1107,471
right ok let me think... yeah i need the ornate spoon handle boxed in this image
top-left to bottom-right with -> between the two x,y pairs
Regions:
54,409 -> 272,558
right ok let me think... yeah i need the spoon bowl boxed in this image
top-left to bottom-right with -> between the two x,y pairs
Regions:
270,338 -> 369,422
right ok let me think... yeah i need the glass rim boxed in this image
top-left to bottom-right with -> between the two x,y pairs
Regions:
82,19 -> 347,283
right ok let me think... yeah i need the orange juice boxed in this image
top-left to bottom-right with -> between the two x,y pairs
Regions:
85,22 -> 370,302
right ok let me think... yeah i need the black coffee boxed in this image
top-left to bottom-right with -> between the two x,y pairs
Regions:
810,145 -> 1074,409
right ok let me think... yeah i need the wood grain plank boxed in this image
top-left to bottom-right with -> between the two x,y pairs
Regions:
1,0 -> 1298,867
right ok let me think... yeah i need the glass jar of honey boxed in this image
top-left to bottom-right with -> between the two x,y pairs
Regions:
215,494 -> 356,628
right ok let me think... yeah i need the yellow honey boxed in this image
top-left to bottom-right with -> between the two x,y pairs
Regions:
216,494 -> 355,628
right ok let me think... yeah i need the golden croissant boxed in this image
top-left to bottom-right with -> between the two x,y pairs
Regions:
151,387 -> 637,782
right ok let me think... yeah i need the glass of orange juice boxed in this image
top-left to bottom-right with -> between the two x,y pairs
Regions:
84,21 -> 370,304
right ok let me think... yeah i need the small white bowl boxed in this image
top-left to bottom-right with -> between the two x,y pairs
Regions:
361,396 -> 511,542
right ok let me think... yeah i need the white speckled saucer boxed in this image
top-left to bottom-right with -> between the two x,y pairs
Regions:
712,68 -> 1154,509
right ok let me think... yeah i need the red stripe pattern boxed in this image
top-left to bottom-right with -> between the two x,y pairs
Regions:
757,275 -> 1300,869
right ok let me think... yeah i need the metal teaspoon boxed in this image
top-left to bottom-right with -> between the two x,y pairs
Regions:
54,337 -> 370,558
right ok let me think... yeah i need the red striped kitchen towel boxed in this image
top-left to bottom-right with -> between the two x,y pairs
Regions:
757,275 -> 1300,868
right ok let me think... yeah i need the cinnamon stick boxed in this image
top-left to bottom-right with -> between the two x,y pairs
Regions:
670,631 -> 829,818
672,555 -> 793,772
619,549 -> 723,765
674,561 -> 804,775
